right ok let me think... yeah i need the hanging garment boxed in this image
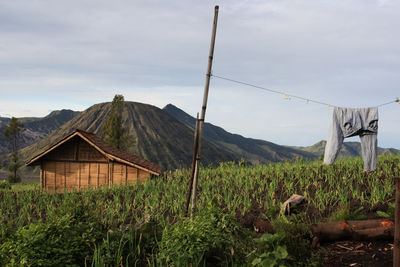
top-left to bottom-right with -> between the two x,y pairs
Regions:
323,107 -> 378,172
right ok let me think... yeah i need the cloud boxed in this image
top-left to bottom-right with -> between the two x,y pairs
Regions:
0,0 -> 399,148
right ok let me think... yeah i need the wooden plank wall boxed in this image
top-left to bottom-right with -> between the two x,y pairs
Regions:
43,161 -> 109,192
42,161 -> 150,192
111,163 -> 150,185
44,136 -> 107,163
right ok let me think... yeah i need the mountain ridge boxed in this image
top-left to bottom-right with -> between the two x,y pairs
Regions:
293,140 -> 400,158
0,109 -> 80,154
18,102 -> 238,171
163,104 -> 317,164
1,102 -> 398,176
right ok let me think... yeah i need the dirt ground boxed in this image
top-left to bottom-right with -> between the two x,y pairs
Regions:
320,240 -> 393,267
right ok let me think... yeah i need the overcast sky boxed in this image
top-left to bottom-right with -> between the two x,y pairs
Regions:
0,0 -> 399,148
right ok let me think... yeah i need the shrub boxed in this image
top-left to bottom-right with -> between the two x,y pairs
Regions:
247,232 -> 288,267
0,180 -> 11,190
329,204 -> 366,221
0,201 -> 103,266
271,215 -> 319,267
91,219 -> 163,266
158,205 -> 249,266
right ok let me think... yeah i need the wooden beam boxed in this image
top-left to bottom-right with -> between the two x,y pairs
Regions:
54,162 -> 57,192
42,161 -> 46,191
97,163 -> 100,187
78,163 -> 81,191
88,163 -> 91,186
107,160 -> 110,187
39,161 -> 43,192
75,138 -> 80,161
64,162 -> 67,191
125,165 -> 128,185
111,162 -> 114,185
42,159 -> 107,164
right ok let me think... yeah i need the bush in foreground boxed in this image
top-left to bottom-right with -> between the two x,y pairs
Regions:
158,204 -> 251,266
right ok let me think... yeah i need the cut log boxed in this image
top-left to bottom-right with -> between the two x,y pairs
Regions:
311,219 -> 394,242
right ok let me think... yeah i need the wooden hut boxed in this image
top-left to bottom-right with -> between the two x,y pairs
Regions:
26,129 -> 162,192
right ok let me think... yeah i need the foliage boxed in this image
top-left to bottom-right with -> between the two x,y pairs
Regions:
3,117 -> 24,183
0,180 -> 11,189
247,232 -> 288,267
101,94 -> 134,150
0,201 -> 103,266
0,154 -> 399,265
7,152 -> 22,183
158,204 -> 249,266
272,215 -> 318,266
91,218 -> 162,266
377,202 -> 395,218
3,117 -> 24,152
329,204 -> 366,221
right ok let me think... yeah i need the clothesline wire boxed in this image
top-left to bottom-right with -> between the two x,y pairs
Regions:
377,99 -> 398,107
211,73 -> 398,108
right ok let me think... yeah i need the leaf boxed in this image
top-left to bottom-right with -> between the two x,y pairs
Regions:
377,211 -> 391,218
274,246 -> 288,259
252,258 -> 262,266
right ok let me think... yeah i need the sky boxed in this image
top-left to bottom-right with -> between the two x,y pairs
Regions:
0,0 -> 399,148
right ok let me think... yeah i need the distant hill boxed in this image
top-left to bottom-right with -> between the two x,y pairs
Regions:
19,102 -> 238,171
163,104 -> 317,164
0,110 -> 80,154
5,102 -> 398,176
293,140 -> 400,158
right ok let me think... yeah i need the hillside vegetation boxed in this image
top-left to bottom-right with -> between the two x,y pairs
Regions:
0,155 -> 399,265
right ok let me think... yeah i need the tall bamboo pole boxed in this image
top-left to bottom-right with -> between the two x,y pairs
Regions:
184,114 -> 200,217
190,5 -> 219,218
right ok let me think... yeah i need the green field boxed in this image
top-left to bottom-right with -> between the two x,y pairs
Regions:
0,155 -> 399,266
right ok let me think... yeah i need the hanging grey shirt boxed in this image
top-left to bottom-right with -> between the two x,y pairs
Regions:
323,107 -> 378,172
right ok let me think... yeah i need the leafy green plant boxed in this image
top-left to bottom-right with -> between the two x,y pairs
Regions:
271,215 -> 318,267
0,180 -> 11,189
377,203 -> 395,218
158,205 -> 249,266
329,204 -> 366,222
247,232 -> 288,267
0,200 -> 103,266
1,214 -> 100,266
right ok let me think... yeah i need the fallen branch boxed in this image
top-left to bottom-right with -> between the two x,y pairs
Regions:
311,219 -> 394,243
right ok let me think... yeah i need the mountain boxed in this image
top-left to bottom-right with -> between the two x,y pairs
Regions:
163,104 -> 317,164
163,104 -> 399,163
0,110 -> 80,154
19,102 -> 238,171
9,102 -> 398,176
296,140 -> 400,158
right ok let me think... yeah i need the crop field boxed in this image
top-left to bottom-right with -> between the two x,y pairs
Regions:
0,154 -> 399,266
